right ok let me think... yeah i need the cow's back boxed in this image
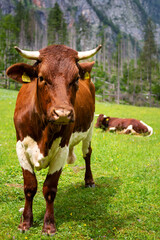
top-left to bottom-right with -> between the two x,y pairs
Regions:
108,118 -> 137,130
108,118 -> 149,134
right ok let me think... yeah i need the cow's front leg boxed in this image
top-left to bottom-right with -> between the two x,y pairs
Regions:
19,169 -> 37,232
83,144 -> 95,187
42,145 -> 68,235
42,170 -> 61,235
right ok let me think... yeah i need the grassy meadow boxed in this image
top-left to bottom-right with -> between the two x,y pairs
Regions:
0,88 -> 160,240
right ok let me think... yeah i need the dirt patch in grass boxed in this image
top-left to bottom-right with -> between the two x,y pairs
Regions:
5,183 -> 23,189
72,165 -> 85,173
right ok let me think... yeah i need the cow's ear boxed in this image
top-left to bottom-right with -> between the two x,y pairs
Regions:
105,116 -> 110,123
79,61 -> 95,80
6,63 -> 37,84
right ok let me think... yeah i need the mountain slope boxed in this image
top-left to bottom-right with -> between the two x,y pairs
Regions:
0,0 -> 160,48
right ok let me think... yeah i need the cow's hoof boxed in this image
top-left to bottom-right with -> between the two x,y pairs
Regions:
42,223 -> 56,236
18,215 -> 33,233
18,223 -> 31,233
85,183 -> 95,188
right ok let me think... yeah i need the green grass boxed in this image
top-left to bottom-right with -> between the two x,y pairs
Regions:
0,88 -> 160,240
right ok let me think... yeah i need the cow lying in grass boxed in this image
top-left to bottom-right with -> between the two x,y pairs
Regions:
95,114 -> 153,136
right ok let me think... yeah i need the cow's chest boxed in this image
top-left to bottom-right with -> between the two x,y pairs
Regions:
16,123 -> 93,174
16,137 -> 64,173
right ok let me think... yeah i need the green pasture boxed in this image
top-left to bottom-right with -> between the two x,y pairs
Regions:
0,88 -> 160,240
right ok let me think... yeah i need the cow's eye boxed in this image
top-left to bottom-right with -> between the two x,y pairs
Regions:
69,76 -> 79,91
75,76 -> 79,83
39,76 -> 44,82
72,76 -> 79,86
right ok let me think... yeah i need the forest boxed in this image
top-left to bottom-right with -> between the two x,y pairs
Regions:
0,2 -> 160,107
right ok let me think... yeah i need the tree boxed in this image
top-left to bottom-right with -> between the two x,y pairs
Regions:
47,3 -> 68,45
76,14 -> 91,51
114,34 -> 123,104
14,2 -> 36,48
140,19 -> 158,106
0,14 -> 19,88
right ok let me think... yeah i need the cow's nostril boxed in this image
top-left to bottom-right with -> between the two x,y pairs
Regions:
51,108 -> 74,123
53,109 -> 59,117
54,109 -> 70,117
50,109 -> 60,121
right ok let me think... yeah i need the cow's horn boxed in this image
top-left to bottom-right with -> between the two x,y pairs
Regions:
14,46 -> 40,60
78,45 -> 102,60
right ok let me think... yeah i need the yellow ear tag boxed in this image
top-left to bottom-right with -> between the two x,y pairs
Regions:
84,72 -> 90,80
22,73 -> 31,83
106,118 -> 109,122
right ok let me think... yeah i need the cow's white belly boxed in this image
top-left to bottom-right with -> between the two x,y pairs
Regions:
16,120 -> 94,174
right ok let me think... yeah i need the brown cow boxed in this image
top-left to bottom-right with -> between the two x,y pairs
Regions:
95,114 -> 153,136
6,44 -> 102,235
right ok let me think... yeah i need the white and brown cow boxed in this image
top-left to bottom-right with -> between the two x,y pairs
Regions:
95,114 -> 153,136
6,44 -> 102,235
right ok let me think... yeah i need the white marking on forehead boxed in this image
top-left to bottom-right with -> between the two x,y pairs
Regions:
140,120 -> 153,136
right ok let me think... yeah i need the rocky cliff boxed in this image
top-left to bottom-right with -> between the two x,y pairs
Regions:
0,0 -> 160,48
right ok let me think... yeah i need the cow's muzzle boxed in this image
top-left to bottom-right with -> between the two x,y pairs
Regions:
49,108 -> 75,124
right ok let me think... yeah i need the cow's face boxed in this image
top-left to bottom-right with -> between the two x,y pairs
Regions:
6,45 -> 100,125
102,116 -> 110,129
35,45 -> 80,124
95,114 -> 110,129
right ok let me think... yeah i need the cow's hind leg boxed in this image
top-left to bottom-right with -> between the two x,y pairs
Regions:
18,169 -> 37,232
42,170 -> 62,235
83,142 -> 95,187
82,122 -> 95,187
